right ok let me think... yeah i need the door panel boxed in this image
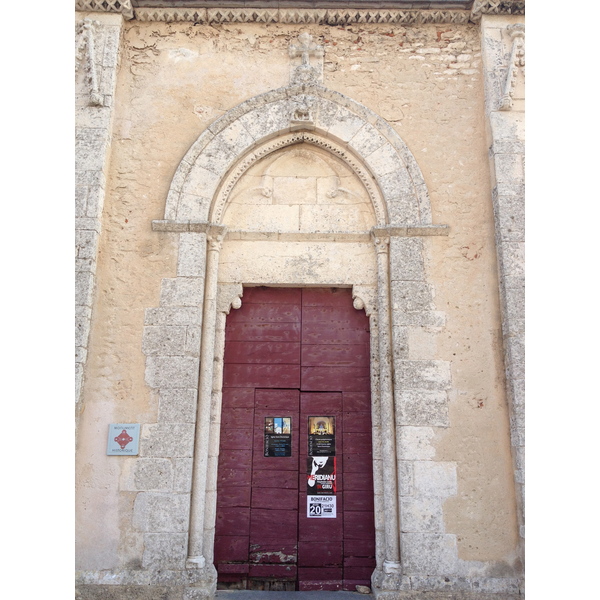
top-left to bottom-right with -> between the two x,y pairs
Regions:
215,287 -> 375,591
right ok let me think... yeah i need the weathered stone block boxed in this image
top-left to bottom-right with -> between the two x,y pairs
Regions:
185,326 -> 202,357
142,532 -> 187,570
75,316 -> 91,348
398,460 -> 414,496
415,183 -> 432,224
398,390 -> 449,427
160,278 -> 205,308
398,426 -> 436,460
502,285 -> 524,323
176,193 -> 212,222
133,492 -> 190,533
174,458 -> 194,492
141,423 -> 195,458
75,127 -> 109,172
364,141 -> 405,178
144,356 -> 200,389
76,270 -> 95,307
400,497 -> 444,533
180,164 -> 221,204
378,171 -> 414,206
390,237 -> 425,281
395,360 -> 452,391
494,192 -> 525,242
494,153 -> 524,184
75,345 -> 88,364
323,105 -> 363,142
158,389 -> 198,424
401,533 -> 458,576
177,233 -> 207,278
391,325 -> 409,360
410,576 -> 472,591
76,186 -> 88,217
348,122 -> 386,158
413,461 -> 457,498
85,184 -> 106,219
471,577 -> 520,593
134,458 -> 174,491
505,335 -> 524,380
313,98 -> 342,131
391,281 -> 434,312
237,100 -> 290,141
142,326 -> 187,356
394,310 -> 446,329
144,307 -> 203,326
387,193 -> 421,225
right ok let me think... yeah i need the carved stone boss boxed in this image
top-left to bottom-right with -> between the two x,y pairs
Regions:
499,24 -> 525,111
289,32 -> 324,85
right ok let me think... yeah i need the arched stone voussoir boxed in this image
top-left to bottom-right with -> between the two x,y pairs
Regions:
164,84 -> 433,227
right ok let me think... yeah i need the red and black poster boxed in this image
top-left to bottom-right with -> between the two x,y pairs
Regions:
307,416 -> 336,495
307,455 -> 337,495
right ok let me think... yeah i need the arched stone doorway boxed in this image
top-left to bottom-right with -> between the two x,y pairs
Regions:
144,83 -> 449,598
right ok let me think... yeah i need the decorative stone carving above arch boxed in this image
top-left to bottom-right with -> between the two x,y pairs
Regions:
161,85 -> 433,229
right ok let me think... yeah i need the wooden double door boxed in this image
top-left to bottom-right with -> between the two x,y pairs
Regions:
215,287 -> 376,591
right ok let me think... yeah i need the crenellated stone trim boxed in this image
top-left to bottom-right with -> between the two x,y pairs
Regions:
76,0 -> 524,23
75,0 -> 134,19
471,1 -> 525,22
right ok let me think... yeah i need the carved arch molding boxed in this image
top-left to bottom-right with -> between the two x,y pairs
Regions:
144,83 -> 450,595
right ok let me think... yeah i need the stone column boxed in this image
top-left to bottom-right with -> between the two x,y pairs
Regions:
203,283 -> 243,565
371,230 -> 402,590
75,11 -> 125,408
480,16 -> 525,560
187,225 -> 226,571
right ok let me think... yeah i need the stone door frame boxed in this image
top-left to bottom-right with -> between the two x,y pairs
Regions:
143,84 -> 451,598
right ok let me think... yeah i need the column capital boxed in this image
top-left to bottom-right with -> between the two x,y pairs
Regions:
207,225 -> 227,252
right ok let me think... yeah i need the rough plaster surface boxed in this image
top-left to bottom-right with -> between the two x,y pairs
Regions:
75,15 -> 521,591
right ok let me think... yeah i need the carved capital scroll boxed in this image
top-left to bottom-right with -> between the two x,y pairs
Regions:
75,18 -> 104,107
499,24 -> 525,111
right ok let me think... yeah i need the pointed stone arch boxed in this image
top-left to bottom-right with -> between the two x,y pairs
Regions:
162,84 -> 432,228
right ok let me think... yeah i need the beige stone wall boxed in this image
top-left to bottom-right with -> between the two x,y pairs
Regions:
76,19 -> 519,577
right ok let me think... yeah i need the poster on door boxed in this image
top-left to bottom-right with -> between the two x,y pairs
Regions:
307,416 -> 335,456
264,417 -> 292,457
307,456 -> 337,495
307,495 -> 337,518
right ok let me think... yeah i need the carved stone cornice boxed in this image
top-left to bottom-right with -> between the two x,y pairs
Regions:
77,1 -> 525,23
75,0 -> 134,19
470,0 -> 525,21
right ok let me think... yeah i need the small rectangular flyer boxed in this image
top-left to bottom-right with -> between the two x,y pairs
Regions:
107,423 -> 140,456
264,417 -> 292,457
307,495 -> 337,518
307,416 -> 335,456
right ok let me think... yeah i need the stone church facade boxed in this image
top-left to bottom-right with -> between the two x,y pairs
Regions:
75,2 -> 525,598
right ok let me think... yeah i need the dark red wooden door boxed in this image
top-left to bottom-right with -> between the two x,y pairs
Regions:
215,287 -> 375,591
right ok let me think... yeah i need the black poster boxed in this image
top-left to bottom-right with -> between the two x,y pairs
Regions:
307,416 -> 335,457
263,417 -> 292,457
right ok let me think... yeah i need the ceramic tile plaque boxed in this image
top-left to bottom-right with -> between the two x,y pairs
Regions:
107,423 -> 140,455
